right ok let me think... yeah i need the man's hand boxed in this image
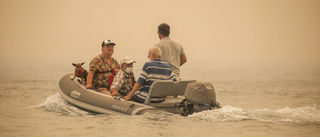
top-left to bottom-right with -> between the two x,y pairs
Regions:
114,69 -> 120,74
85,84 -> 92,89
111,91 -> 119,96
124,95 -> 131,101
110,88 -> 119,96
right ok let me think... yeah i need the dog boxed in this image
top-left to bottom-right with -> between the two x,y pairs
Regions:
71,62 -> 88,84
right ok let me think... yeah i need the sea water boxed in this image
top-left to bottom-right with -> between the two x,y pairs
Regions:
0,63 -> 319,137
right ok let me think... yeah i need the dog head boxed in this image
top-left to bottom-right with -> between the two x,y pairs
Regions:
72,62 -> 85,72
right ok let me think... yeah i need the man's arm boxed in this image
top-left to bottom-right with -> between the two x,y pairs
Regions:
124,82 -> 142,101
110,72 -> 124,96
180,53 -> 187,66
85,70 -> 94,89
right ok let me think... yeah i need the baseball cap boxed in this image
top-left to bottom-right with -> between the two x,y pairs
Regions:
120,56 -> 136,64
101,39 -> 116,47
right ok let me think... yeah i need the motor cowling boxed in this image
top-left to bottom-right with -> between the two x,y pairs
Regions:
179,82 -> 220,116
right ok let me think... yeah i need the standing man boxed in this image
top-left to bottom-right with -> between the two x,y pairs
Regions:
110,56 -> 136,96
124,46 -> 176,103
155,23 -> 187,79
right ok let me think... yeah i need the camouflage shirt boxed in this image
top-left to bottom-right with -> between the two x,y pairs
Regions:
89,54 -> 120,90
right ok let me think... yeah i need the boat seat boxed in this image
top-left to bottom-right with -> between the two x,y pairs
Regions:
144,79 -> 196,105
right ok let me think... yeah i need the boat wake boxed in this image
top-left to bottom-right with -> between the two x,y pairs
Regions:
38,93 -> 320,125
37,93 -> 97,116
189,105 -> 320,125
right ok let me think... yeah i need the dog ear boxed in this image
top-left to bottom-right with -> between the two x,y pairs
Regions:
81,62 -> 85,65
72,63 -> 77,67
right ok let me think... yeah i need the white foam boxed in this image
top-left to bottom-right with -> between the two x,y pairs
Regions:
37,93 -> 92,116
189,105 -> 320,124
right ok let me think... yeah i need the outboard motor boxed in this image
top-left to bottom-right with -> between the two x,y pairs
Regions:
179,99 -> 194,116
179,82 -> 220,116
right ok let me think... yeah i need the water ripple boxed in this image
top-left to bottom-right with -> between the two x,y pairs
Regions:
189,105 -> 320,125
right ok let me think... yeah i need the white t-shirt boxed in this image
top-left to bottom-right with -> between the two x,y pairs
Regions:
155,37 -> 185,78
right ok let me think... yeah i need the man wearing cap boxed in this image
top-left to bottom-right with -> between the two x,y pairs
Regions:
85,39 -> 120,94
109,56 -> 136,96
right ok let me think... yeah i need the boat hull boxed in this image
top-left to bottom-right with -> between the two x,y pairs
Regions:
58,74 -> 162,115
59,73 -> 220,115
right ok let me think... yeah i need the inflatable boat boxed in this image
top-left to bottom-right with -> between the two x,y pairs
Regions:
58,73 -> 220,116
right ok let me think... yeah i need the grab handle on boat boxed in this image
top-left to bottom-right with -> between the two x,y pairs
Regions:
113,95 -> 124,101
113,96 -> 121,100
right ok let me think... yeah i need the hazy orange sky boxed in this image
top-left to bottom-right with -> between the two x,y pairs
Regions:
1,0 -> 319,70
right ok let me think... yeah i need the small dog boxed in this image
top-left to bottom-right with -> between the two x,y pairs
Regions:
71,62 -> 88,84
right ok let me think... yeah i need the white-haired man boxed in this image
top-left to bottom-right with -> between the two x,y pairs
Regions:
124,46 -> 176,103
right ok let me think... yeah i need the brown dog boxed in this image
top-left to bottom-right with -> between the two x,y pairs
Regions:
71,62 -> 88,84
